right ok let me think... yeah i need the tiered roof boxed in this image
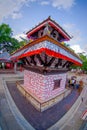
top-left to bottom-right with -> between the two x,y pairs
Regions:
26,16 -> 71,41
11,35 -> 82,66
11,17 -> 82,67
0,52 -> 11,62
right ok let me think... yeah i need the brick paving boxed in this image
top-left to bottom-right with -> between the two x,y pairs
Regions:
6,81 -> 79,130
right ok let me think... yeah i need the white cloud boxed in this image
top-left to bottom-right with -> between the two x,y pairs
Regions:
63,23 -> 87,55
0,0 -> 76,22
84,46 -> 87,52
70,45 -> 84,53
63,23 -> 82,46
70,44 -> 87,56
12,12 -> 22,19
40,1 -> 49,5
39,0 -> 75,10
13,33 -> 28,42
50,0 -> 75,9
0,0 -> 36,22
83,45 -> 87,55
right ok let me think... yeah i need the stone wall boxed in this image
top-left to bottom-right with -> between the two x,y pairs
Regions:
24,70 -> 67,102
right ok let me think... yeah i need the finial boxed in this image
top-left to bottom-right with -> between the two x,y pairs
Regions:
48,16 -> 51,19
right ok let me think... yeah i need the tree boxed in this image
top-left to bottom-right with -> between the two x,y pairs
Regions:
19,41 -> 27,47
71,53 -> 87,72
79,53 -> 87,71
0,23 -> 20,53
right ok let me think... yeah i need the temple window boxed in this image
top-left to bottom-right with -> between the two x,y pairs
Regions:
53,79 -> 61,90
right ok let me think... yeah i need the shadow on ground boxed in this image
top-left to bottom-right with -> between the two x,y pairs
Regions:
6,81 -> 79,130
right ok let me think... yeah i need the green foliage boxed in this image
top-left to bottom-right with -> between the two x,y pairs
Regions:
71,53 -> 87,71
0,24 -> 12,37
79,53 -> 87,71
70,64 -> 78,69
19,41 -> 26,47
0,23 -> 20,53
81,60 -> 87,71
79,53 -> 87,61
64,42 -> 74,52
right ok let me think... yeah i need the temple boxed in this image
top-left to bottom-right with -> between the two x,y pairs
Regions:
0,52 -> 13,69
11,17 -> 82,111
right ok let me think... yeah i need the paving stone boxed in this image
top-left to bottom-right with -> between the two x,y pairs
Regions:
0,74 -> 24,130
6,81 -> 79,130
0,72 -> 87,130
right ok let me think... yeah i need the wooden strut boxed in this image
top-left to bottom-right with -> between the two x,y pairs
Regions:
55,59 -> 62,68
36,54 -> 56,67
24,57 -> 31,66
30,55 -> 36,65
20,53 -> 73,74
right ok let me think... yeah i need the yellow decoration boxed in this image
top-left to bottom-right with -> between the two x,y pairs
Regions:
61,42 -> 64,45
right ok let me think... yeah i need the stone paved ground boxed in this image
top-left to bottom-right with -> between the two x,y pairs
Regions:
0,75 -> 23,130
0,71 -> 87,130
61,73 -> 87,130
6,81 -> 79,130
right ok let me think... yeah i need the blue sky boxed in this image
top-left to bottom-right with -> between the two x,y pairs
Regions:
0,0 -> 87,54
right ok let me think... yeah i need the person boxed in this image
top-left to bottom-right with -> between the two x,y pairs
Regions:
75,80 -> 80,89
81,97 -> 83,102
69,78 -> 76,89
2,62 -> 5,69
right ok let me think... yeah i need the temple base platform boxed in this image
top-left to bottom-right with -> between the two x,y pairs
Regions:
16,82 -> 71,112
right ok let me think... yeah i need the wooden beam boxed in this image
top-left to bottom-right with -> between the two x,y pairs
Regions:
55,59 -> 62,68
36,54 -> 45,65
62,61 -> 68,68
25,57 -> 31,66
21,57 -> 26,65
47,57 -> 55,67
30,55 -> 36,65
66,62 -> 73,68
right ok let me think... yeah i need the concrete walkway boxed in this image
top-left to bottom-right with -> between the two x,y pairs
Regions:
0,73 -> 24,130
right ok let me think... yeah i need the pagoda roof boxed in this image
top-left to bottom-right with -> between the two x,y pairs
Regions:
0,52 -> 11,62
26,16 -> 71,41
11,35 -> 82,66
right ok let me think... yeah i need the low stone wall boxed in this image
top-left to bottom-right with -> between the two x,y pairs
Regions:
17,82 -> 71,112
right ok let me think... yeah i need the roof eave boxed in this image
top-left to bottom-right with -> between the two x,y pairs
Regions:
26,17 -> 71,41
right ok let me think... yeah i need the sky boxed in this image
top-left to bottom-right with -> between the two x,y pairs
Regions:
0,0 -> 87,54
